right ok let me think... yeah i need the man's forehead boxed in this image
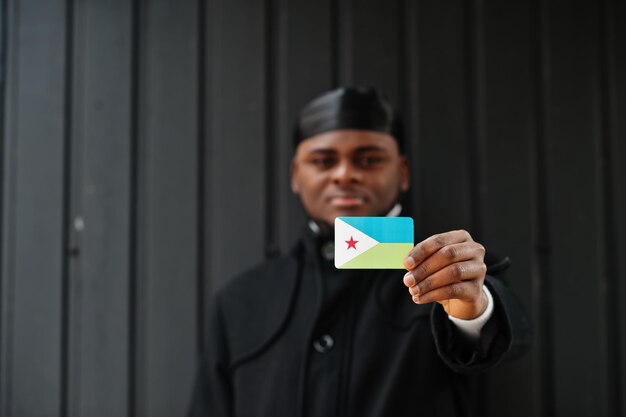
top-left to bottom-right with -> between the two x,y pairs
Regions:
305,145 -> 389,154
297,129 -> 398,153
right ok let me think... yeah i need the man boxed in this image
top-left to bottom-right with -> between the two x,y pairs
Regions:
189,87 -> 531,417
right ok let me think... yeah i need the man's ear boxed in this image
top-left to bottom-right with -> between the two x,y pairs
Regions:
399,156 -> 410,192
290,159 -> 300,194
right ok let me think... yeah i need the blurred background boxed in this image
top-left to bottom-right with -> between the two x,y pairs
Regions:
0,0 -> 624,416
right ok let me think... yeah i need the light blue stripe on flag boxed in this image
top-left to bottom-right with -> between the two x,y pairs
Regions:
338,217 -> 413,243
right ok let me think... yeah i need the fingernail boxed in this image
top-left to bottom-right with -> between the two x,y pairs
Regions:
404,256 -> 416,269
412,295 -> 421,304
403,272 -> 415,287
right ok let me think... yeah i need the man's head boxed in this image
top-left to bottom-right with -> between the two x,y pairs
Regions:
290,87 -> 410,227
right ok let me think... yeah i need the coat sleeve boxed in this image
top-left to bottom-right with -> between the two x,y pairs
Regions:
430,267 -> 532,374
188,295 -> 233,417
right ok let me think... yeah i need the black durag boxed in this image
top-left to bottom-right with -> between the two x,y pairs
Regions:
293,86 -> 404,152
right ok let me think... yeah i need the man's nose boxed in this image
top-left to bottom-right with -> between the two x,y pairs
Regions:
331,161 -> 360,185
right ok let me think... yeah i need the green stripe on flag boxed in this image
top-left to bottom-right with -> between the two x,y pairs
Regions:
339,243 -> 414,269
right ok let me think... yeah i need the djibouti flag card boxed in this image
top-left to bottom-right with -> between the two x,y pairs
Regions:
334,217 -> 414,269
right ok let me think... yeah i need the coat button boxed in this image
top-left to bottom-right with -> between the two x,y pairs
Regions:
313,334 -> 334,353
320,242 -> 335,260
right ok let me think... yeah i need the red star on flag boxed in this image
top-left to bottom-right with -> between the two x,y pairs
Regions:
345,236 -> 359,250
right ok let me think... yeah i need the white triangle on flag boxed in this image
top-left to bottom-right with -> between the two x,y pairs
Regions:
334,218 -> 379,268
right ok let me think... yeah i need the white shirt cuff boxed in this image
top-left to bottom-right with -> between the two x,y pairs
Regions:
447,285 -> 494,341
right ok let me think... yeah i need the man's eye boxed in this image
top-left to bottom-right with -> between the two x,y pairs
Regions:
311,157 -> 336,168
356,156 -> 384,167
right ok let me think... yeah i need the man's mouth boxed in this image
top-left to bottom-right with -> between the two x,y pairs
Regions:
329,195 -> 365,208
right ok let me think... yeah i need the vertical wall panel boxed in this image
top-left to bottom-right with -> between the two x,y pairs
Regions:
1,1 -> 68,416
0,0 -> 6,304
0,6 -> 7,414
465,0 -> 487,240
414,0 -> 472,238
349,0 -> 400,103
66,1 -> 133,416
401,0 -> 421,224
544,2 -> 609,416
273,0 -> 334,254
335,0 -> 352,86
529,0 -> 555,414
206,0 -> 267,291
136,1 -> 198,416
608,0 -> 626,413
480,1 -> 535,416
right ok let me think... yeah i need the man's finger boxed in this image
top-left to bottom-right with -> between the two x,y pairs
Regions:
406,260 -> 486,296
411,279 -> 482,305
403,230 -> 473,270
403,242 -> 485,286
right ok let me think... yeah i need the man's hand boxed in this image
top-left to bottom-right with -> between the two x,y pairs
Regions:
402,230 -> 488,320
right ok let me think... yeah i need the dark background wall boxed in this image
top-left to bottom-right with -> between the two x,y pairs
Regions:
0,0 -> 624,416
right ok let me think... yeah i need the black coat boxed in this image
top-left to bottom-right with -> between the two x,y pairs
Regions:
189,232 -> 531,417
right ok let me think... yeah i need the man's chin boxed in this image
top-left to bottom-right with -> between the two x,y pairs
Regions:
323,207 -> 372,225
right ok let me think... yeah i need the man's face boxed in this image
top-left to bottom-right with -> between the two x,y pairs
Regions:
290,129 -> 410,227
